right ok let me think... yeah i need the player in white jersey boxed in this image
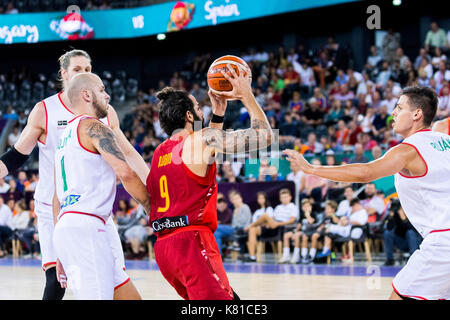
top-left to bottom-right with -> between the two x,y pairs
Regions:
0,50 -> 148,300
284,86 -> 450,300
52,73 -> 150,299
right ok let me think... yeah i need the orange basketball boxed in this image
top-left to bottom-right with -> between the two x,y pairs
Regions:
207,55 -> 252,92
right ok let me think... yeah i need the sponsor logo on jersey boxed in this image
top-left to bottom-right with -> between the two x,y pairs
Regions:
430,137 -> 450,152
152,215 -> 189,232
61,194 -> 81,209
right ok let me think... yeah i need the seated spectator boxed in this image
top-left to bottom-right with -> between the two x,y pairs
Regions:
360,183 -> 386,222
8,125 -> 21,147
287,161 -> 304,202
394,48 -> 411,71
376,61 -> 391,89
299,158 -> 328,205
281,198 -> 318,264
0,199 -> 29,257
302,97 -> 324,127
334,84 -> 355,102
24,173 -> 38,192
118,200 -> 149,259
258,159 -> 278,182
336,186 -> 355,218
349,143 -> 369,163
437,84 -> 450,118
372,105 -> 389,134
360,132 -> 378,151
316,198 -> 368,261
214,198 -> 234,254
224,190 -> 252,256
371,145 -> 383,160
312,87 -> 328,112
20,199 -> 40,258
383,202 -> 422,266
335,69 -> 349,85
292,137 -> 309,155
15,171 -> 28,193
279,112 -> 301,145
431,47 -> 447,69
433,61 -> 450,89
244,188 -> 298,263
304,132 -> 323,155
115,199 -> 131,219
0,179 -> 10,194
310,200 -> 340,261
288,91 -> 304,115
366,45 -> 382,70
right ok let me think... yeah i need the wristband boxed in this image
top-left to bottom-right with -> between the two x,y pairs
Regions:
211,114 -> 224,123
0,145 -> 30,174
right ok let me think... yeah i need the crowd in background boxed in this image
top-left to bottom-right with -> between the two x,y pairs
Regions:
1,21 -> 450,264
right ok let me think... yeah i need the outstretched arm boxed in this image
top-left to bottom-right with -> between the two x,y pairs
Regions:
79,118 -> 151,214
107,106 -> 150,185
283,143 -> 418,183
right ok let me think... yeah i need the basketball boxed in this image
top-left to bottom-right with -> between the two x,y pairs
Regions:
207,55 -> 252,92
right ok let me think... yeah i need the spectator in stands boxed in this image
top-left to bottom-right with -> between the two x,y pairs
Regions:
433,61 -> 450,89
0,197 -> 12,257
336,186 -> 355,218
376,61 -> 392,89
383,203 -> 422,266
302,97 -> 324,127
360,132 -> 378,151
279,112 -> 300,145
115,199 -> 131,218
367,45 -> 382,69
310,200 -> 340,259
244,189 -> 298,263
300,158 -> 328,205
8,125 -> 21,147
21,199 -> 40,258
335,69 -> 348,85
372,105 -> 389,134
281,198 -> 318,264
190,82 -> 207,106
288,91 -> 304,115
0,178 -> 10,194
85,0 -> 98,10
214,198 -> 235,254
437,84 -> 450,118
123,203 -> 149,259
414,48 -> 432,70
424,22 -> 447,53
334,84 -> 355,102
17,111 -> 27,129
24,173 -> 38,192
15,171 -> 28,193
360,183 -> 386,222
349,143 -> 369,163
316,198 -> 368,261
287,160 -> 304,201
431,47 -> 447,69
226,190 -> 252,257
382,28 -> 401,64
5,2 -> 18,14
258,159 -> 278,182
371,145 -> 383,160
304,132 -> 323,155
292,137 -> 309,155
394,48 -> 411,71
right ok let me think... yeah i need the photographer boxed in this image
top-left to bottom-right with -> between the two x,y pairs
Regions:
383,199 -> 422,266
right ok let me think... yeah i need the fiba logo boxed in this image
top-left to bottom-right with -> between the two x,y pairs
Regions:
366,5 -> 381,30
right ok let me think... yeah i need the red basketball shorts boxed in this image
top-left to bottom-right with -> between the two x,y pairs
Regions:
154,226 -> 234,300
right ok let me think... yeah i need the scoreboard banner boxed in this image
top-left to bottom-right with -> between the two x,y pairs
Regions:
0,0 -> 360,44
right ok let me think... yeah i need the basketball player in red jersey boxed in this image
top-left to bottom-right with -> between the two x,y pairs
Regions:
147,65 -> 273,300
432,117 -> 450,135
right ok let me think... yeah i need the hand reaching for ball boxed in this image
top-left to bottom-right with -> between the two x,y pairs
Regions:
210,63 -> 253,101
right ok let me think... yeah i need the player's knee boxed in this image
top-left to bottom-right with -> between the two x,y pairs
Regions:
42,267 -> 65,300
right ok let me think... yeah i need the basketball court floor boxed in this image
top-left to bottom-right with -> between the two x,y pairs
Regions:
0,254 -> 401,300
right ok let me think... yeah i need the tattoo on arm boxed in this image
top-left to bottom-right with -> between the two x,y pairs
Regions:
87,121 -> 126,161
203,118 -> 273,154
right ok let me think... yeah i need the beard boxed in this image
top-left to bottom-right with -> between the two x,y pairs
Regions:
92,94 -> 108,119
191,110 -> 204,131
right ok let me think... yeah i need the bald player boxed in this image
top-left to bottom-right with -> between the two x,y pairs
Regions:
0,50 -> 147,300
53,73 -> 150,299
432,117 -> 449,135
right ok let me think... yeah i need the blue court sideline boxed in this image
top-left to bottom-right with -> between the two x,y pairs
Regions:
0,258 -> 402,278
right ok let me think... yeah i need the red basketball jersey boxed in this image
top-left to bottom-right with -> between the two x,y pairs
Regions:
146,132 -> 218,237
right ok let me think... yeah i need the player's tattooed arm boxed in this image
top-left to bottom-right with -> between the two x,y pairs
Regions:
86,121 -> 126,161
203,118 -> 273,154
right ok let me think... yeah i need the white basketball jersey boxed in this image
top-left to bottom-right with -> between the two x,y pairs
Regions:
54,115 -> 116,223
394,129 -> 450,237
34,92 -> 109,204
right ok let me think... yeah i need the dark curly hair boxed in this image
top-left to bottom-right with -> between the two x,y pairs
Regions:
401,86 -> 438,126
156,87 -> 195,136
